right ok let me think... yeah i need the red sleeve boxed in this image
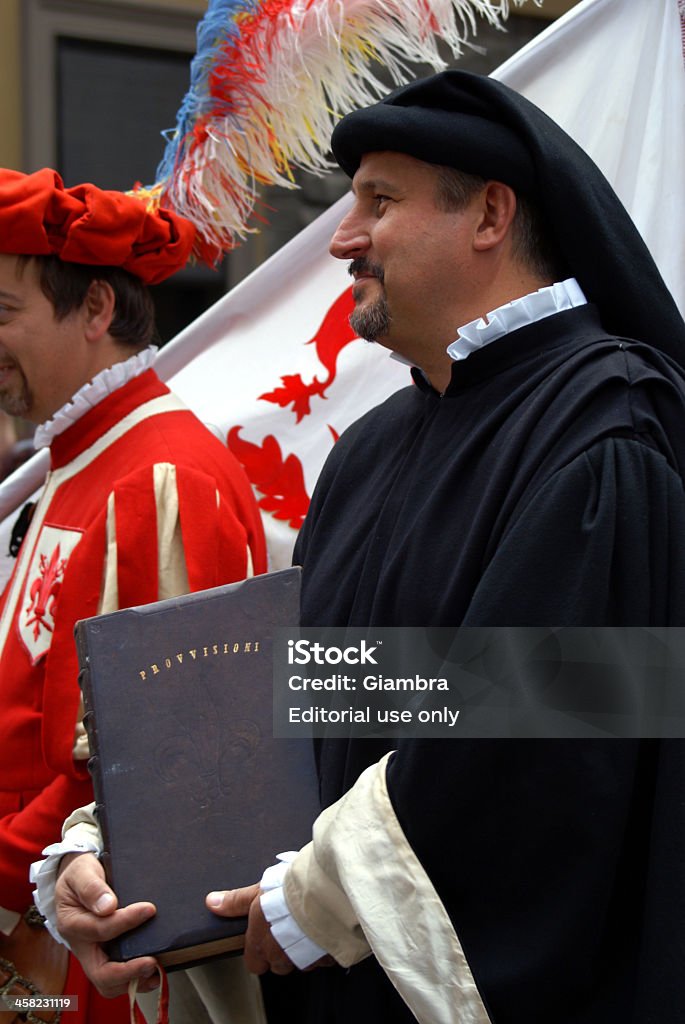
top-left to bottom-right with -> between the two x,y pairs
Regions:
113,461 -> 257,603
43,462 -> 265,776
176,464 -> 251,592
0,773 -> 94,911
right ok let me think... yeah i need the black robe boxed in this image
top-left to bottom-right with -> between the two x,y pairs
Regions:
293,305 -> 685,1023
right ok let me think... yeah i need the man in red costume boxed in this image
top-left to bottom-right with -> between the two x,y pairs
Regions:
0,168 -> 267,1023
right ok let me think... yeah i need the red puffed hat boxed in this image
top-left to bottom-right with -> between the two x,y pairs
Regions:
0,168 -> 196,285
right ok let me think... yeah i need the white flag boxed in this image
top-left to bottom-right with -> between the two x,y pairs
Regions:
1,0 -> 683,579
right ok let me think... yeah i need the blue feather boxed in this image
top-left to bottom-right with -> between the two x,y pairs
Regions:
156,0 -> 261,183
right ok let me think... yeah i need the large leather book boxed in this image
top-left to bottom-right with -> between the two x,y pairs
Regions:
75,567 -> 319,969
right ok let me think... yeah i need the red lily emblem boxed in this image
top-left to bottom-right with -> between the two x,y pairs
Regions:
25,544 -> 67,641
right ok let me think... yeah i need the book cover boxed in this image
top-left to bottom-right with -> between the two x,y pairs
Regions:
76,567 -> 319,968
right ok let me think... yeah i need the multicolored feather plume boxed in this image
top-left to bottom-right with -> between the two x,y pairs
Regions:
137,0 -> 537,263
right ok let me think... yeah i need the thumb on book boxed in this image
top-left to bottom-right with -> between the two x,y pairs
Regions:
93,890 -> 117,914
206,883 -> 260,917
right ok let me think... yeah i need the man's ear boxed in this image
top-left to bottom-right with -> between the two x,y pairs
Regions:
83,280 -> 116,342
472,182 -> 517,253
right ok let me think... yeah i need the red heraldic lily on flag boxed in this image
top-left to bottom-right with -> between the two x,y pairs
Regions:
226,429 -> 310,530
227,286 -> 357,528
258,288 -> 357,423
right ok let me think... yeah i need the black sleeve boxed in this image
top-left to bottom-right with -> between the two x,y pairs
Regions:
464,436 -> 685,626
385,437 -> 685,1023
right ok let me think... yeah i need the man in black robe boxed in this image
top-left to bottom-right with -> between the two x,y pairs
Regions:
54,72 -> 685,1023
226,71 -> 685,1024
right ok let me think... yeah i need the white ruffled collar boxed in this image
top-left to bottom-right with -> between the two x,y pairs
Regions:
34,346 -> 158,449
447,279 -> 587,363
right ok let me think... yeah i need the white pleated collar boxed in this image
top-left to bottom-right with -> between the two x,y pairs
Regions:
34,346 -> 158,449
447,278 -> 587,363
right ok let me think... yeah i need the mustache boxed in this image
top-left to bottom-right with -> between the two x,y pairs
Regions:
348,258 -> 384,284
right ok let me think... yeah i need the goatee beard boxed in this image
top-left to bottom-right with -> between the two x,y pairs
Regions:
348,258 -> 390,342
350,297 -> 391,343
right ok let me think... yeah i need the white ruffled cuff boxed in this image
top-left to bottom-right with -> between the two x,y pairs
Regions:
259,852 -> 328,969
30,834 -> 103,947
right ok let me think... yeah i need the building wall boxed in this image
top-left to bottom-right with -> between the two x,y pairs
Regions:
0,0 -> 21,169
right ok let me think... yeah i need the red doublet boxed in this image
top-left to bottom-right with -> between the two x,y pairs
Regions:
0,369 -> 265,1020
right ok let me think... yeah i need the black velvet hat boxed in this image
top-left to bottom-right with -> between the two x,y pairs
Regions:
331,70 -> 685,367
